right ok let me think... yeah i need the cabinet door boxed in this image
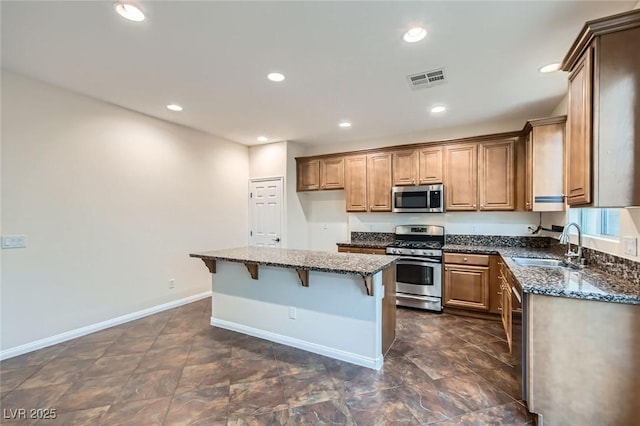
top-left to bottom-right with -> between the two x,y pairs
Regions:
566,47 -> 593,205
337,247 -> 362,253
418,146 -> 444,184
296,159 -> 320,191
392,150 -> 417,186
360,248 -> 386,255
531,123 -> 566,211
444,264 -> 490,311
501,277 -> 513,352
320,157 -> 344,190
345,156 -> 368,212
444,144 -> 478,211
367,153 -> 392,212
479,140 -> 515,210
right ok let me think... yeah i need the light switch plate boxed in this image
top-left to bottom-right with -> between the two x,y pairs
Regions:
623,236 -> 638,256
2,235 -> 27,249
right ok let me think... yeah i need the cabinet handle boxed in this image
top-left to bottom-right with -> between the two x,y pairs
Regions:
480,204 -> 484,208
497,291 -> 502,295
445,268 -> 449,271
498,307 -> 502,311
463,257 -> 468,262
473,204 -> 477,208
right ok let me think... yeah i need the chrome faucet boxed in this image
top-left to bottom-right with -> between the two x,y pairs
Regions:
558,222 -> 584,266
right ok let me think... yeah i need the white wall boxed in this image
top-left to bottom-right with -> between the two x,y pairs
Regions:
1,71 -> 249,351
248,142 -> 287,179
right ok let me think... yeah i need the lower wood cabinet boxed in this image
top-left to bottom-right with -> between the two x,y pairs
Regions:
444,263 -> 490,311
337,247 -> 386,255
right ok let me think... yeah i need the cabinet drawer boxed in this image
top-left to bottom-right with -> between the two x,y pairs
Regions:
337,247 -> 362,253
444,253 -> 489,266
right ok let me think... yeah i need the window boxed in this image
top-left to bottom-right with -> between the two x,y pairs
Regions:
568,208 -> 620,238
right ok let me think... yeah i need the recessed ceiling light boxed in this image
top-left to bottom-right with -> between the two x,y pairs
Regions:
431,105 -> 447,113
403,27 -> 427,43
166,104 -> 183,112
257,136 -> 269,142
539,62 -> 561,73
267,72 -> 285,82
113,2 -> 145,22
339,121 -> 352,128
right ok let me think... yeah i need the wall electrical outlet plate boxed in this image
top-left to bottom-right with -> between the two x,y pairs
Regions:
623,237 -> 638,256
2,235 -> 27,249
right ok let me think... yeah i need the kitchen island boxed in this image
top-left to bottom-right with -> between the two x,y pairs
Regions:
190,247 -> 398,369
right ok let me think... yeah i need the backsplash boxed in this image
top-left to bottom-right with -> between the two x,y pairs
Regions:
350,232 -> 395,244
445,234 -> 551,248
582,248 -> 640,286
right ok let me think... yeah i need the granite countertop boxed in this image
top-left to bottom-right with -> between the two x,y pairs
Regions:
190,247 -> 398,277
336,241 -> 391,249
444,245 -> 640,305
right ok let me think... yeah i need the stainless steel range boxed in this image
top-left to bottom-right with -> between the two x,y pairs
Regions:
386,225 -> 444,312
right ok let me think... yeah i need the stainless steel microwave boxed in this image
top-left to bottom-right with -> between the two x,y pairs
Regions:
392,184 -> 445,213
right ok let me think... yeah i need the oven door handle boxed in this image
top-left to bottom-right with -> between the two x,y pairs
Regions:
397,293 -> 441,302
397,258 -> 442,265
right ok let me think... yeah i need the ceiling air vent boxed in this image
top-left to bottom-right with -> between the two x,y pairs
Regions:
407,68 -> 446,90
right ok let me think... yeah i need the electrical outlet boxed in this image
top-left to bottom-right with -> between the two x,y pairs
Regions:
2,235 -> 27,249
288,306 -> 296,320
169,279 -> 175,290
623,237 -> 638,256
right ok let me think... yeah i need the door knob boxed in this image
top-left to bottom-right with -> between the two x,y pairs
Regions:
273,238 -> 280,242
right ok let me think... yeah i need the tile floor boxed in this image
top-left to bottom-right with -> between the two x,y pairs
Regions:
0,298 -> 536,425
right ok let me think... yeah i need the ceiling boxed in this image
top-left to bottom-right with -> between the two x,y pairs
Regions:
1,1 -> 635,147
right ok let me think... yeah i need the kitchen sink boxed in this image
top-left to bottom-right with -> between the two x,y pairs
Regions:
511,257 -> 568,268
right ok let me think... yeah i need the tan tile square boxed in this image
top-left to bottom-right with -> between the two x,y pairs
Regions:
57,341 -> 112,360
135,347 -> 189,374
82,353 -> 144,380
164,386 -> 229,425
229,357 -> 279,385
118,369 -> 182,402
0,367 -> 40,393
102,336 -> 156,357
101,396 -> 171,425
55,376 -> 127,412
228,377 -> 287,417
19,359 -> 95,389
176,361 -> 230,394
281,369 -> 340,408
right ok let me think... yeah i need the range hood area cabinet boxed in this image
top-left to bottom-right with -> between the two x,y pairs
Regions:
296,157 -> 344,191
519,116 -> 567,212
391,146 -> 444,186
562,9 -> 640,207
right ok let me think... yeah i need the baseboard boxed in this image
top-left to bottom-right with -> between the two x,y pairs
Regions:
211,317 -> 383,370
0,292 -> 212,361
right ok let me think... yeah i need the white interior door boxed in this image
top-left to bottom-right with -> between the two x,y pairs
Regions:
249,178 -> 283,247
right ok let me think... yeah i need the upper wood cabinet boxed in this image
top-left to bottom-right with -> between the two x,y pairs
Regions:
522,117 -> 566,211
478,140 -> 515,211
320,157 -> 344,190
344,153 -> 392,212
392,150 -> 417,186
562,10 -> 640,207
297,157 -> 344,191
566,49 -> 593,206
367,152 -> 392,212
345,155 -> 367,212
296,159 -> 320,191
444,144 -> 478,211
418,146 -> 444,184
